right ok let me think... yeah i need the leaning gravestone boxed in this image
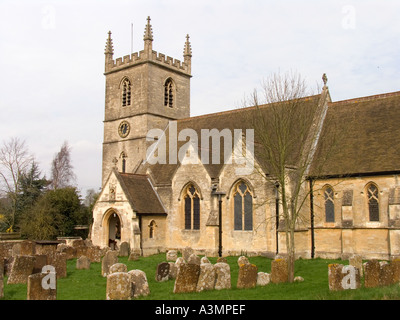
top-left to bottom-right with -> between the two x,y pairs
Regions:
156,262 -> 170,282
76,256 -> 91,270
196,263 -> 216,292
128,269 -> 150,298
237,263 -> 258,289
364,260 -> 380,288
7,255 -> 36,284
271,258 -> 288,284
101,250 -> 119,277
27,271 -> 57,300
214,262 -> 231,290
106,272 -> 134,300
173,263 -> 200,293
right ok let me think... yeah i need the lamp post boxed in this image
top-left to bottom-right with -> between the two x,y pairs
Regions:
212,190 -> 226,257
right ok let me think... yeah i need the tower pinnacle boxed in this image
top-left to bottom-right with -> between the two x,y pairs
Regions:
105,31 -> 114,57
183,34 -> 192,58
143,16 -> 153,42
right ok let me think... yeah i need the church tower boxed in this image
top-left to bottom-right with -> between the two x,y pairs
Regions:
102,17 -> 192,186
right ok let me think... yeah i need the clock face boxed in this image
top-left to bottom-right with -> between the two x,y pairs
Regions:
118,121 -> 130,138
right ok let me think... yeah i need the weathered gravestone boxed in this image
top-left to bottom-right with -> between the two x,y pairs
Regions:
101,250 -> 119,277
173,262 -> 201,293
271,258 -> 288,284
237,263 -> 258,289
166,250 -> 178,262
7,255 -> 36,284
128,269 -> 150,298
364,260 -> 380,288
379,262 -> 394,287
187,253 -> 201,265
214,262 -> 231,290
237,256 -> 250,266
182,247 -> 194,262
27,269 -> 57,300
33,254 -> 48,274
328,264 -> 360,291
128,249 -> 141,261
168,262 -> 178,279
48,252 -> 67,278
156,262 -> 170,282
76,256 -> 91,270
349,254 -> 364,277
257,272 -> 271,286
57,244 -> 77,260
110,263 -> 128,274
119,242 -> 130,257
106,272 -> 134,300
86,246 -> 103,263
196,262 -> 216,292
391,259 -> 400,283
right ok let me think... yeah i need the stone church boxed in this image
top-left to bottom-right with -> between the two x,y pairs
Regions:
91,17 -> 400,260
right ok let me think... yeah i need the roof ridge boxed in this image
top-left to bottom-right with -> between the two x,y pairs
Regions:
332,90 -> 400,105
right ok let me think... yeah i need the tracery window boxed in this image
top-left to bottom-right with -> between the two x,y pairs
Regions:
367,184 -> 380,221
122,78 -> 132,107
184,184 -> 200,230
324,187 -> 335,222
233,181 -> 253,230
164,78 -> 174,108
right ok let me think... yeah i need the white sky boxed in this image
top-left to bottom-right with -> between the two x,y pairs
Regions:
0,0 -> 399,196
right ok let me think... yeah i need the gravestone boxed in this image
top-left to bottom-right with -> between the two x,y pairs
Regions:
173,263 -> 200,293
328,264 -> 360,290
200,256 -> 211,264
86,246 -> 102,263
109,263 -> 127,274
257,272 -> 270,286
58,244 -> 77,260
364,260 -> 380,288
7,255 -> 36,284
237,263 -> 258,289
196,263 -> 216,292
175,257 -> 186,274
168,262 -> 178,279
380,262 -> 394,287
349,254 -> 364,277
182,247 -> 194,262
391,259 -> 400,283
271,258 -> 288,284
106,272 -> 134,300
237,256 -> 250,266
101,250 -> 119,277
76,256 -> 91,270
27,271 -> 57,300
50,252 -> 67,278
214,262 -> 231,290
128,249 -> 141,261
166,250 -> 178,262
187,253 -> 200,265
156,262 -> 170,282
119,242 -> 130,257
216,257 -> 227,263
128,269 -> 150,298
33,255 -> 48,274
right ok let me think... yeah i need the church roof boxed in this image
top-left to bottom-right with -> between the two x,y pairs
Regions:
309,91 -> 400,177
118,172 -> 166,215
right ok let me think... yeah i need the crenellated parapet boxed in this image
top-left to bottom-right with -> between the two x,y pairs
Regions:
105,17 -> 191,77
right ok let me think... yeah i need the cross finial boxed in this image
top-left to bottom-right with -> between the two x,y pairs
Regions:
105,30 -> 114,55
183,34 -> 192,58
143,16 -> 153,41
322,73 -> 328,86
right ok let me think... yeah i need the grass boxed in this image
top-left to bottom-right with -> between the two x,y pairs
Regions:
2,254 -> 400,300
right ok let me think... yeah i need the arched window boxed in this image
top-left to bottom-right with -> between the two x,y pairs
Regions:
164,78 -> 174,108
183,184 -> 200,230
149,220 -> 156,239
367,183 -> 379,221
122,78 -> 132,107
233,181 -> 253,230
324,186 -> 335,222
120,152 -> 127,173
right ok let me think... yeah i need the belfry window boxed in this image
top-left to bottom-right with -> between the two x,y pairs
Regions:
164,78 -> 174,108
233,181 -> 253,231
324,187 -> 335,222
122,78 -> 132,107
183,184 -> 200,230
367,184 -> 380,221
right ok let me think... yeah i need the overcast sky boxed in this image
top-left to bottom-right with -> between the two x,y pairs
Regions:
0,0 -> 399,196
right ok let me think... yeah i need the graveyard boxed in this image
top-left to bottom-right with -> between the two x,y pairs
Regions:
1,240 -> 400,300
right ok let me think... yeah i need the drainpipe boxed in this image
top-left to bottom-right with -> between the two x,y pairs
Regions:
309,178 -> 315,259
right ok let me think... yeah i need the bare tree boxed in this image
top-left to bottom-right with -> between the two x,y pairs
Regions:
50,141 -> 76,190
244,71 -> 337,282
0,137 -> 34,230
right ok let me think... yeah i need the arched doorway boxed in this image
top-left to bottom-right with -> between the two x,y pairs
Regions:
108,211 -> 121,250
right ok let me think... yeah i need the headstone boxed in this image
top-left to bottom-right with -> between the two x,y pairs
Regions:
168,262 -> 178,279
173,263 -> 201,293
7,255 -> 36,284
175,257 -> 186,274
109,263 -> 127,274
214,262 -> 231,290
128,249 -> 141,261
106,272 -> 134,300
156,262 -> 170,282
86,246 -> 102,263
237,263 -> 258,289
391,259 -> 400,283
216,257 -> 227,263
200,256 -> 211,264
349,254 -> 364,277
271,258 -> 288,284
57,245 -> 76,260
380,262 -> 394,287
237,256 -> 250,266
27,271 -> 57,300
76,256 -> 91,270
33,254 -> 47,274
166,250 -> 178,262
119,242 -> 130,257
187,253 -> 201,265
182,247 -> 194,261
364,260 -> 380,288
47,252 -> 67,279
257,272 -> 270,286
196,263 -> 216,292
101,250 -> 118,277
128,269 -> 150,298
328,264 -> 360,290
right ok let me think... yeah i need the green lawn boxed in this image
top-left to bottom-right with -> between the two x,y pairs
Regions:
2,254 -> 400,300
